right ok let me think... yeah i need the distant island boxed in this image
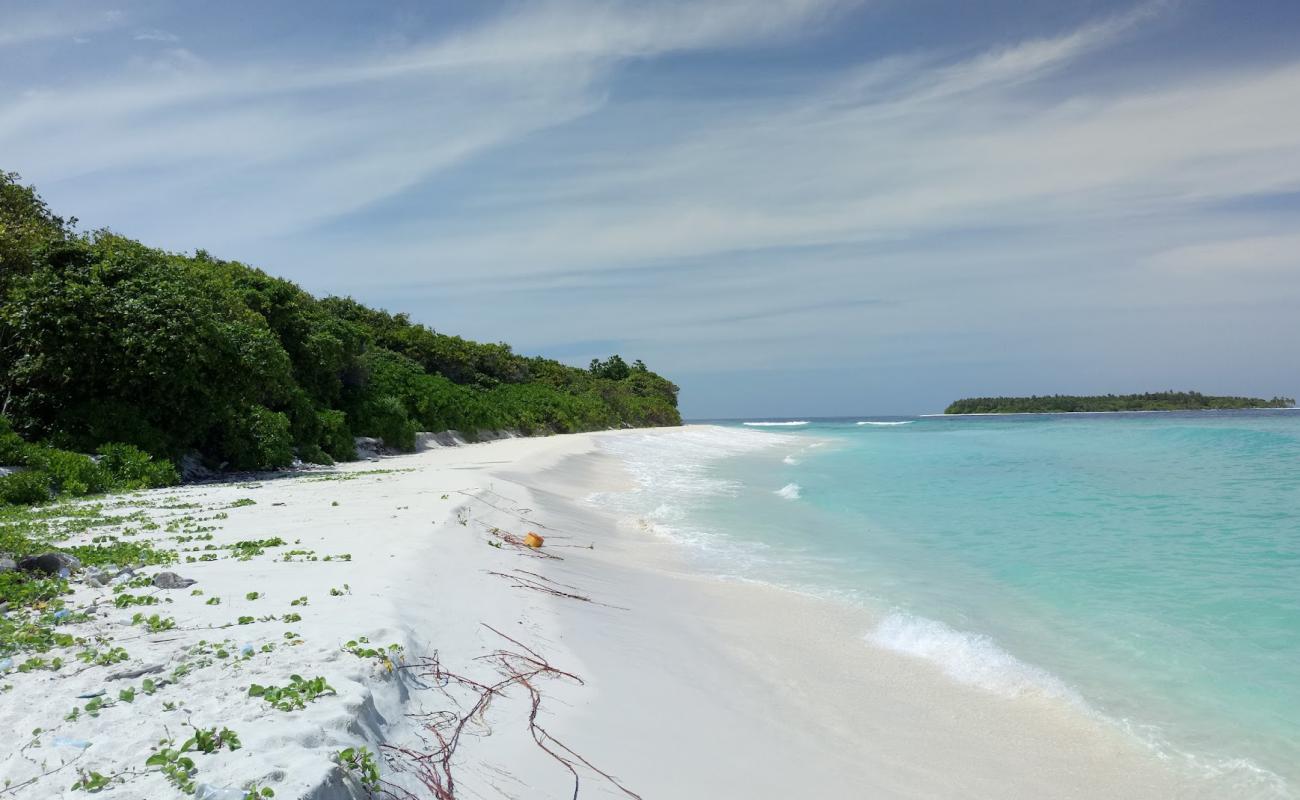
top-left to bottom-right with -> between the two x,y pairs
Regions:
944,392 -> 1296,415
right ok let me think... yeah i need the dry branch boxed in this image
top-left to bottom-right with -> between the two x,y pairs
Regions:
383,624 -> 640,800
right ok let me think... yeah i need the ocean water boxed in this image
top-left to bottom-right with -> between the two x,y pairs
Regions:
589,411 -> 1300,798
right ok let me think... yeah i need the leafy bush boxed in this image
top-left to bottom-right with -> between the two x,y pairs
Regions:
22,448 -> 109,496
96,442 -> 179,489
215,406 -> 294,470
0,470 -> 51,505
357,395 -> 417,452
316,409 -> 355,462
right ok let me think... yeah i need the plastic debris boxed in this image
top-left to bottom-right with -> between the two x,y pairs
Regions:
523,532 -> 545,548
52,737 -> 91,749
52,609 -> 71,620
0,657 -> 13,673
241,644 -> 255,657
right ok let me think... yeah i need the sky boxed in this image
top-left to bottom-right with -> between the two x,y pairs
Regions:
2,0 -> 1299,417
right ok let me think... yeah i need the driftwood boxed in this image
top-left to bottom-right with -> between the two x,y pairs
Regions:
383,624 -> 640,800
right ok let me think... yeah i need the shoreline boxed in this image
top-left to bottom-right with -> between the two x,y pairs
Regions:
504,429 -> 1207,799
0,427 -> 1210,798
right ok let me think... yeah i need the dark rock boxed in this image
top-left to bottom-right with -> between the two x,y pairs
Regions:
178,453 -> 218,483
151,571 -> 196,589
18,552 -> 81,575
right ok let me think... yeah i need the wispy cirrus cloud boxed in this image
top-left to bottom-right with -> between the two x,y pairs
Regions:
0,0 -> 862,248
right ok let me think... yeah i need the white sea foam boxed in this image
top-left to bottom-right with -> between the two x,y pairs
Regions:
856,420 -> 913,426
775,482 -> 802,500
867,612 -> 1079,703
743,420 -> 809,426
590,425 -> 785,524
782,455 -> 800,465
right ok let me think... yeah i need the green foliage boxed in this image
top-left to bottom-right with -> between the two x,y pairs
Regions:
217,405 -> 294,470
589,354 -> 631,380
248,674 -> 336,711
23,448 -> 110,495
945,391 -> 1298,414
145,744 -> 197,794
228,536 -> 286,560
0,470 -> 50,505
113,593 -> 159,608
132,613 -> 176,633
182,725 -> 242,754
0,415 -> 28,463
71,770 -> 113,792
77,645 -> 129,666
0,419 -> 176,506
0,171 -> 681,478
335,746 -> 381,793
95,442 -> 178,489
313,408 -> 356,461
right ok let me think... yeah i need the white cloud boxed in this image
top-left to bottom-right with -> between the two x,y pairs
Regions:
0,0 -> 858,245
305,4 -> 1300,286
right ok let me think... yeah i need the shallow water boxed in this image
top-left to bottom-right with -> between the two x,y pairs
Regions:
589,410 -> 1300,798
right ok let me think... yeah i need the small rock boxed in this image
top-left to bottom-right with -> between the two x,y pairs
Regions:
0,557 -> 16,574
152,571 -> 197,589
105,664 -> 164,681
18,552 -> 81,575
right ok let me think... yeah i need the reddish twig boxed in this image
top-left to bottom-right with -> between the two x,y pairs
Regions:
383,625 -> 639,800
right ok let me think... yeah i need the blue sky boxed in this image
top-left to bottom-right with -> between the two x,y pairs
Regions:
2,0 -> 1299,416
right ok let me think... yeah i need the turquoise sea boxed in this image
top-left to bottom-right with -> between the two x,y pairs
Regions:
592,410 -> 1300,798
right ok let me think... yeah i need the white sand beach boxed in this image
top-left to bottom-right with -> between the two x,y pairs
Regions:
0,427 -> 1199,799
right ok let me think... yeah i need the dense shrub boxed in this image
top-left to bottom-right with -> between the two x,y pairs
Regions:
96,442 -> 179,489
214,406 -> 294,470
316,410 -> 356,462
23,448 -> 110,496
0,470 -> 51,505
356,395 -> 418,452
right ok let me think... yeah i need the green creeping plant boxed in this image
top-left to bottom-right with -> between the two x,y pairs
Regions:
248,674 -> 336,711
335,746 -> 381,792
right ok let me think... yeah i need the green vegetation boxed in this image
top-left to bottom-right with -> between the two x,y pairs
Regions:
0,170 -> 680,501
944,391 -> 1295,415
335,746 -> 381,794
248,674 -> 336,711
0,417 -> 178,506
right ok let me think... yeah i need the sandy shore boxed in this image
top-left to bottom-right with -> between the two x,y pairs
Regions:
0,427 -> 1200,799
